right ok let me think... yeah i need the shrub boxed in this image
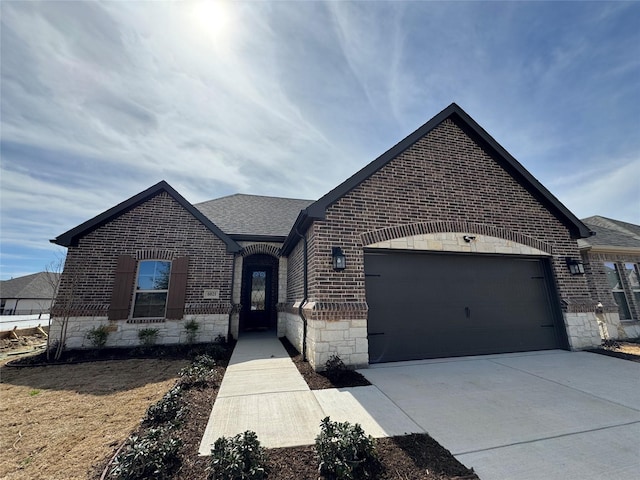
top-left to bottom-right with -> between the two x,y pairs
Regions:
184,319 -> 199,344
178,354 -> 218,389
324,354 -> 348,381
315,417 -> 380,480
602,339 -> 621,350
109,427 -> 182,480
86,324 -> 110,349
209,430 -> 268,480
138,328 -> 159,347
145,385 -> 185,426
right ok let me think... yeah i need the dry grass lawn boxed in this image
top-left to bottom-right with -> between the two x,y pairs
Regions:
616,342 -> 640,356
0,358 -> 188,480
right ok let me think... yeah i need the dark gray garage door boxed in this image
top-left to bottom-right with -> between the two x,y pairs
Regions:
365,251 -> 566,363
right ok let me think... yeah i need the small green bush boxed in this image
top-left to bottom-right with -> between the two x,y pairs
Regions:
315,417 -> 380,480
209,430 -> 268,480
324,354 -> 348,381
138,328 -> 159,347
178,354 -> 218,389
602,339 -> 621,350
145,385 -> 184,426
184,319 -> 199,344
86,324 -> 110,349
109,427 -> 182,480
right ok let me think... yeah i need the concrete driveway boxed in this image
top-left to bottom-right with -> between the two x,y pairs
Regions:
360,350 -> 640,480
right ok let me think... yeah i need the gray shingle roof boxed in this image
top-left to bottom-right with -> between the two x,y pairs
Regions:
195,194 -> 314,238
1,272 -> 60,300
579,216 -> 640,249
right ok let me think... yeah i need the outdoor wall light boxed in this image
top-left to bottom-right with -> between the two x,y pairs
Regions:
463,235 -> 476,243
332,247 -> 346,271
566,257 -> 585,275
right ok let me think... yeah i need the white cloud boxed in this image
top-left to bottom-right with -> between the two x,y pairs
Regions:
552,157 -> 640,224
1,1 -> 639,279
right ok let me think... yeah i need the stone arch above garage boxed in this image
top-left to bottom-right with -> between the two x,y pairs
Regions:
362,221 -> 553,256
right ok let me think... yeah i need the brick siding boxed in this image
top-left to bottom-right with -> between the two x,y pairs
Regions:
283,118 -> 598,366
55,191 -> 234,318
302,119 -> 592,309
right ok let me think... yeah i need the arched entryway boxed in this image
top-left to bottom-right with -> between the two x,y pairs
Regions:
240,254 -> 279,332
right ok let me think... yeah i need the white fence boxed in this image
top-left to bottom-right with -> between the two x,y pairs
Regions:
0,314 -> 50,332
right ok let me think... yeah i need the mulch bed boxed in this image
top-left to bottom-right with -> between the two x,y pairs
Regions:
279,336 -> 371,389
586,348 -> 640,363
5,342 -> 234,367
267,435 -> 479,479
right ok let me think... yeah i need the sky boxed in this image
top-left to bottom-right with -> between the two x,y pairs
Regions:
1,1 -> 639,280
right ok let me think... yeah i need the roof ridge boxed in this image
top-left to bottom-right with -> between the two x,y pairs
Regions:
583,215 -> 640,239
195,193 -> 314,205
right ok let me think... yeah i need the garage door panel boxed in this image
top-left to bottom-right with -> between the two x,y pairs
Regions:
365,251 -> 563,363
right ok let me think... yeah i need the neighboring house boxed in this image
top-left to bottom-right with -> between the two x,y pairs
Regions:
579,216 -> 640,339
51,103 -> 601,369
0,272 -> 60,315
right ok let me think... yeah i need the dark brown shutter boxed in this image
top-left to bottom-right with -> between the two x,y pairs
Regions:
108,255 -> 136,320
166,256 -> 189,319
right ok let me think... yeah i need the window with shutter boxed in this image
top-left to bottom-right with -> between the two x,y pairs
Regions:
166,256 -> 189,319
604,262 -> 632,320
108,255 -> 136,320
109,256 -> 189,320
132,260 -> 171,318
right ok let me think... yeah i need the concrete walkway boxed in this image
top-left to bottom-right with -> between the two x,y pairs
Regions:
198,332 -> 420,454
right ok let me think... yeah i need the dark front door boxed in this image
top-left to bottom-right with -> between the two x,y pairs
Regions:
240,254 -> 278,331
365,250 -> 566,363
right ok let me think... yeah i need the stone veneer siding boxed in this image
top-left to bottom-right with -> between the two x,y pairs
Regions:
52,191 -> 234,348
287,118 -> 599,369
50,314 -> 229,350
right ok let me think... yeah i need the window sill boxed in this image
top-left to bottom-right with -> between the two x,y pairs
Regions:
126,318 -> 166,324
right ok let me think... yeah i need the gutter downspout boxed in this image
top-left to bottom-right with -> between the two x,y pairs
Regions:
228,253 -> 237,342
295,225 -> 308,362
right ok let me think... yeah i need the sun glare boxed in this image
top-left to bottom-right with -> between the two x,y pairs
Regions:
191,1 -> 233,43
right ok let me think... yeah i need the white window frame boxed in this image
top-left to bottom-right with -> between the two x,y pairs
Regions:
604,262 -> 632,321
132,259 -> 171,318
624,263 -> 640,315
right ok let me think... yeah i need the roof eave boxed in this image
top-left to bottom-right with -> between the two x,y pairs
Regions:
281,209 -> 315,255
230,234 -> 287,243
450,109 -> 593,239
51,181 -> 242,253
301,103 -> 592,239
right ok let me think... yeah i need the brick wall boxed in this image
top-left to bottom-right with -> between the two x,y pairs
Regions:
56,191 -> 235,320
287,118 -> 599,366
307,119 -> 592,308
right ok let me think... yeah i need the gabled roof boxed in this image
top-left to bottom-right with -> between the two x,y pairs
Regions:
579,216 -> 640,250
195,194 -> 313,240
282,103 -> 592,253
52,181 -> 242,253
1,272 -> 60,299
